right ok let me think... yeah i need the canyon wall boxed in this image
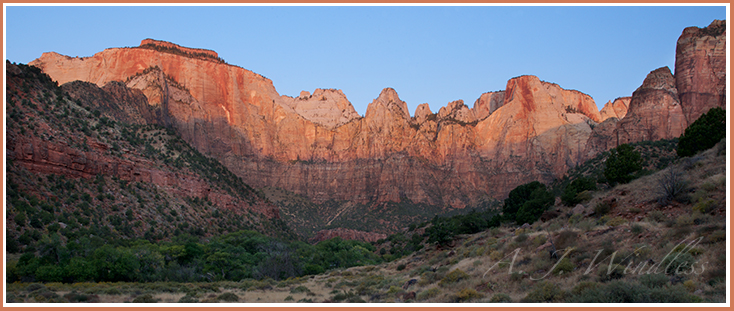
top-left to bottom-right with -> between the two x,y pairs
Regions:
29,20 -> 726,207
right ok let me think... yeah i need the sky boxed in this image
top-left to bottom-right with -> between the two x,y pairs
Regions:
4,5 -> 728,116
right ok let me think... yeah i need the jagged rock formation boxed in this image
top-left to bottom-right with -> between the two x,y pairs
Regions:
613,67 -> 687,144
599,97 -> 630,121
586,20 -> 726,152
28,23 -> 726,209
675,19 -> 727,124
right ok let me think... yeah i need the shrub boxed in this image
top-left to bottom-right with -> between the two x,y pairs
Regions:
693,199 -> 716,214
454,288 -> 483,302
661,251 -> 695,275
178,294 -> 198,303
217,292 -> 239,302
520,282 -> 564,303
417,287 -> 441,301
553,257 -> 574,275
132,294 -> 158,303
656,168 -> 688,205
489,293 -> 512,303
514,233 -> 528,244
439,269 -> 469,286
606,217 -> 626,227
677,107 -> 725,157
594,201 -> 612,216
638,273 -> 669,289
604,144 -> 642,185
561,176 -> 598,206
597,264 -> 625,282
397,264 -> 406,271
290,285 -> 310,294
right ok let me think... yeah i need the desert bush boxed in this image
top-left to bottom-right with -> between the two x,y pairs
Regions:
178,294 -> 199,303
693,199 -> 716,214
532,234 -> 547,247
675,214 -> 694,227
657,168 -> 688,205
631,223 -> 645,235
677,107 -> 725,157
290,285 -> 310,294
554,230 -> 578,250
646,210 -> 666,223
594,201 -> 612,216
439,269 -> 469,286
217,292 -> 239,302
397,264 -> 406,271
704,230 -> 726,244
514,233 -> 528,244
453,288 -> 483,302
489,293 -> 512,303
520,282 -> 564,303
553,257 -> 574,275
604,144 -> 642,185
417,287 -> 441,301
597,264 -> 625,282
661,251 -> 695,275
638,273 -> 669,289
132,293 -> 158,303
606,217 -> 626,227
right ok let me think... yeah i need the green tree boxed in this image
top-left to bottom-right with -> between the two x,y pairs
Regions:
503,181 -> 546,220
677,107 -> 725,157
561,176 -> 598,206
426,217 -> 456,246
515,185 -> 555,224
604,144 -> 642,185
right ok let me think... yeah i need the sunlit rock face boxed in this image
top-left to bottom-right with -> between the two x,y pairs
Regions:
613,67 -> 687,145
675,19 -> 727,124
30,26 -> 726,206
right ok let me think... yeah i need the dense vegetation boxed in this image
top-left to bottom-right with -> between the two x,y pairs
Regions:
677,107 -> 726,157
7,230 -> 381,283
603,144 -> 643,185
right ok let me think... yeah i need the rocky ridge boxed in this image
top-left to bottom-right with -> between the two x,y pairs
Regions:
27,20 -> 726,213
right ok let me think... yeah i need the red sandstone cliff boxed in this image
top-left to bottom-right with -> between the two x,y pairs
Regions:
599,97 -> 630,121
28,25 -> 726,206
675,19 -> 727,124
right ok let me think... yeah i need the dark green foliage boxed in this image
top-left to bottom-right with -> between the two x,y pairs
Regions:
503,181 -> 545,220
426,209 -> 500,246
217,292 -> 239,302
677,107 -> 725,157
514,184 -> 555,225
604,144 -> 642,185
561,176 -> 597,206
11,230 -> 382,283
661,251 -> 696,275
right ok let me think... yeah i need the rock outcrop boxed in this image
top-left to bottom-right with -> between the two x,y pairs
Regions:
675,19 -> 727,124
599,97 -> 631,121
612,67 -> 687,145
28,25 -> 725,207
